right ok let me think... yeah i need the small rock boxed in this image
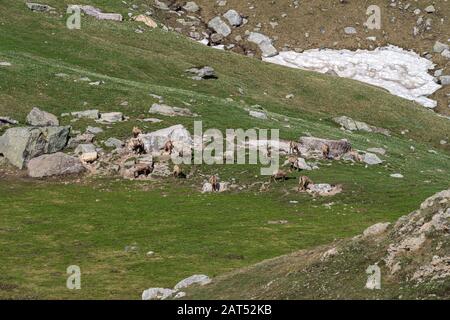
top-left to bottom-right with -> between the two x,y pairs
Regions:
26,107 -> 59,127
174,275 -> 211,290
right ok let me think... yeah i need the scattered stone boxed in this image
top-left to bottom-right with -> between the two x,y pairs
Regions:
79,5 -> 123,21
27,152 -> 85,177
67,133 -> 94,148
142,118 -> 163,123
0,62 -> 12,67
26,2 -> 54,12
433,41 -> 449,53
208,17 -> 231,37
333,116 -> 389,135
149,104 -> 193,117
363,152 -> 383,165
134,14 -> 157,28
321,247 -> 338,261
174,292 -> 186,299
86,126 -> 103,134
154,0 -> 170,11
390,173 -> 404,178
439,76 -> 450,86
248,32 -> 278,57
26,107 -> 59,127
174,275 -> 211,290
71,110 -> 100,119
99,112 -> 123,123
0,126 -> 70,168
185,66 -> 217,80
104,137 -> 124,149
363,222 -> 391,238
74,144 -> 98,163
142,288 -> 176,300
344,27 -> 357,35
223,9 -> 242,27
307,184 -> 342,196
183,1 -> 199,13
0,117 -> 18,126
424,5 -> 435,13
249,110 -> 268,120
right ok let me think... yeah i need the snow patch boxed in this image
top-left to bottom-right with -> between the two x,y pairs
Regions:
264,46 -> 440,108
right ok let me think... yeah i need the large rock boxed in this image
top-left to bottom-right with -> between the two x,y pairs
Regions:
183,1 -> 199,12
149,104 -> 193,117
208,17 -> 231,37
248,32 -> 278,58
26,3 -> 54,12
433,41 -> 449,53
26,107 -> 59,127
174,275 -> 211,290
71,110 -> 100,119
0,126 -> 70,169
142,288 -> 176,300
298,137 -> 352,159
363,152 -> 383,165
139,124 -> 192,154
80,5 -> 123,21
99,112 -> 123,123
27,153 -> 85,177
223,9 -> 242,26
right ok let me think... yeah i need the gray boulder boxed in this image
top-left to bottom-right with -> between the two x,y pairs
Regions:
140,124 -> 192,154
248,32 -> 278,58
208,17 -> 231,37
344,27 -> 357,34
363,152 -> 383,165
174,275 -> 211,290
26,107 -> 59,127
249,110 -> 268,120
433,41 -> 449,53
99,112 -> 123,123
142,288 -> 176,300
104,137 -> 124,149
223,9 -> 242,26
26,2 -> 54,12
71,110 -> 100,119
183,1 -> 199,12
149,104 -> 193,117
299,137 -> 352,158
0,126 -> 70,168
185,66 -> 217,80
27,153 -> 85,178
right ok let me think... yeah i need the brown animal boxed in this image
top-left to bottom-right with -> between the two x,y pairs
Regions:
287,156 -> 300,171
173,164 -> 186,178
132,126 -> 142,138
289,141 -> 300,155
128,138 -> 145,154
270,170 -> 287,182
348,150 -> 362,162
322,144 -> 330,159
164,140 -> 174,155
209,175 -> 220,192
133,163 -> 153,178
298,175 -> 313,192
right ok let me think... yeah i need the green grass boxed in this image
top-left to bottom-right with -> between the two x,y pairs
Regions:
0,0 -> 449,299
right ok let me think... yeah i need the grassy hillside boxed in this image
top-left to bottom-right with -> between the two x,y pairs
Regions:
0,1 -> 449,299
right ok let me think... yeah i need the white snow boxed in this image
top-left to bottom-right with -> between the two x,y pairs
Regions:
264,46 -> 441,108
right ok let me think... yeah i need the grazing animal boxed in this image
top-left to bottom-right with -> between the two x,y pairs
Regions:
287,156 -> 300,171
209,175 -> 220,192
322,144 -> 330,159
289,141 -> 300,155
298,175 -> 313,192
348,150 -> 362,162
128,138 -> 145,154
164,140 -> 174,155
133,163 -> 153,178
270,170 -> 287,182
132,126 -> 142,138
173,164 -> 186,178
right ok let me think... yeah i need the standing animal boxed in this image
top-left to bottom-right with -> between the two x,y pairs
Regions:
287,156 -> 300,171
322,144 -> 330,159
132,126 -> 142,138
209,175 -> 220,192
173,164 -> 186,178
270,170 -> 287,182
164,140 -> 174,155
298,175 -> 313,192
128,138 -> 145,154
133,163 -> 153,178
289,141 -> 300,155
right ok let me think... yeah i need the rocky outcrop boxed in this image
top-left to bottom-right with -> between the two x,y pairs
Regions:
139,124 -> 192,155
333,116 -> 390,136
26,107 -> 59,127
149,104 -> 193,117
27,152 -> 85,177
0,126 -> 70,169
79,5 -> 123,21
298,137 -> 352,159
